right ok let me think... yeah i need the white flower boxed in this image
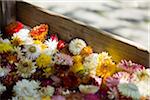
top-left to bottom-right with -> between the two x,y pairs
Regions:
0,82 -> 6,95
22,44 -> 41,60
83,53 -> 99,75
23,37 -> 34,45
12,29 -> 33,45
131,69 -> 150,97
79,84 -> 99,94
134,78 -> 150,97
118,83 -> 140,99
69,38 -> 86,55
39,86 -> 55,96
12,96 -> 41,100
13,79 -> 40,97
134,68 -> 150,81
0,67 -> 10,77
14,29 -> 30,41
13,47 -> 24,58
44,39 -> 58,55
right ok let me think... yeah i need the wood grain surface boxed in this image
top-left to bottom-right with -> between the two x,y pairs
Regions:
7,1 -> 150,67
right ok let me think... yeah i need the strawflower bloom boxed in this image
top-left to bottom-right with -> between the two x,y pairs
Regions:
36,54 -> 51,68
69,38 -> 87,55
15,58 -> 37,78
96,52 -> 116,79
30,24 -> 48,41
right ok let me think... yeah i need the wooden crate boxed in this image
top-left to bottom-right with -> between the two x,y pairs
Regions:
0,1 -> 149,67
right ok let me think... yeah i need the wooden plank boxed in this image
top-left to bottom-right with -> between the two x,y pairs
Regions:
0,1 -> 16,33
16,1 -> 149,67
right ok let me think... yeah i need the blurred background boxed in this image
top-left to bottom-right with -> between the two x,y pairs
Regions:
25,0 -> 149,49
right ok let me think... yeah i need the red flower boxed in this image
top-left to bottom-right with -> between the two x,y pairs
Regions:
5,21 -> 23,35
57,40 -> 65,50
50,34 -> 58,41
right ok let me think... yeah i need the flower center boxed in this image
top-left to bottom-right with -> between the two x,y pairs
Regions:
138,72 -> 149,80
23,62 -> 29,67
29,46 -> 36,53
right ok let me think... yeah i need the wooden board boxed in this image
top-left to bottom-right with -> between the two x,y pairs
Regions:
3,1 -> 150,67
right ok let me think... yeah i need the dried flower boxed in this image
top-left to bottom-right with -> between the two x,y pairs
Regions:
36,54 -> 51,68
5,21 -> 23,35
13,79 -> 40,97
22,44 -> 41,60
80,46 -> 93,57
39,86 -> 55,96
96,52 -> 116,79
15,58 -> 37,78
53,53 -> 73,66
83,53 -> 99,75
0,42 -> 13,53
70,62 -> 84,73
79,84 -> 99,94
118,83 -> 140,99
117,60 -> 144,73
69,38 -> 86,55
30,24 -> 48,41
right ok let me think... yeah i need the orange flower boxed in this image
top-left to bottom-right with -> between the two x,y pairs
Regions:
80,46 -> 93,57
6,54 -> 17,64
30,24 -> 48,41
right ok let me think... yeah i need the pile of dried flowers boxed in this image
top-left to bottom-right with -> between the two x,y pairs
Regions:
0,21 -> 149,100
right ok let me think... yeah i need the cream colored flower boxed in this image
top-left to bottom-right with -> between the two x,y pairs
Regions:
15,58 -> 37,78
69,38 -> 86,55
83,53 -> 99,75
39,86 -> 55,96
79,84 -> 99,94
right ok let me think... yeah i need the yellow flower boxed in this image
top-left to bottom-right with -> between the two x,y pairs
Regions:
96,52 -> 116,79
36,54 -> 51,68
42,96 -> 51,100
0,42 -> 13,53
73,55 -> 83,63
71,62 -> 84,73
34,40 -> 47,51
11,36 -> 23,46
43,67 -> 54,78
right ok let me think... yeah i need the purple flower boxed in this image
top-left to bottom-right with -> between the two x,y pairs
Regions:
84,94 -> 99,100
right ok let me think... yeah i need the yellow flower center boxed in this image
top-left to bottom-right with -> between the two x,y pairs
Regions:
29,46 -> 36,53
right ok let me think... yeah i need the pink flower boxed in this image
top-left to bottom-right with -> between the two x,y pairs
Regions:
106,72 -> 130,88
117,60 -> 144,73
52,95 -> 66,100
53,53 -> 73,66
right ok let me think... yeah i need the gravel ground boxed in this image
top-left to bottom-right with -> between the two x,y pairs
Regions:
25,0 -> 150,49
